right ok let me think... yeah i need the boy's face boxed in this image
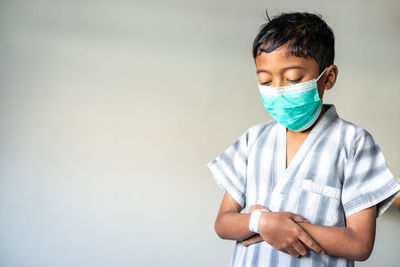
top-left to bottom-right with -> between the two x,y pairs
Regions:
255,42 -> 335,101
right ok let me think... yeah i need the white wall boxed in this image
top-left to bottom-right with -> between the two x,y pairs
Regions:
0,0 -> 399,266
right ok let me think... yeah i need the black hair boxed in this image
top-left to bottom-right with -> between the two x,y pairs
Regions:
252,10 -> 335,73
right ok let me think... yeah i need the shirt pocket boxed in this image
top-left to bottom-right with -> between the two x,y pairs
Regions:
301,179 -> 341,200
298,179 -> 345,226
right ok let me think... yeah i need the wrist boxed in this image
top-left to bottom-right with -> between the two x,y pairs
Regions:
249,209 -> 270,233
258,210 -> 271,232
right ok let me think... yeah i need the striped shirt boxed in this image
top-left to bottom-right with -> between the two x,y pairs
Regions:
206,104 -> 400,267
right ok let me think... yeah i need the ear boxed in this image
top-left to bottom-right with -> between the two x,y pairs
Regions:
323,64 -> 339,90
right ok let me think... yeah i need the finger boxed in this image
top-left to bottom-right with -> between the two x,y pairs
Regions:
279,248 -> 289,255
285,246 -> 300,258
291,214 -> 310,223
291,240 -> 308,257
298,229 -> 325,254
242,234 -> 263,247
249,204 -> 268,213
249,205 -> 256,213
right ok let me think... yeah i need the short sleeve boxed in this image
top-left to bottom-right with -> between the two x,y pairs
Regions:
206,129 -> 250,209
342,130 -> 400,219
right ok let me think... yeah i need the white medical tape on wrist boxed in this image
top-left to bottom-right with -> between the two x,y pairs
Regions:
249,209 -> 270,234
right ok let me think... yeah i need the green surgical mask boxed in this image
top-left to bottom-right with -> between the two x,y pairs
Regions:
258,68 -> 327,132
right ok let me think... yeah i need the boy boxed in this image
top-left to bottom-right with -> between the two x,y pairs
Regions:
206,11 -> 400,267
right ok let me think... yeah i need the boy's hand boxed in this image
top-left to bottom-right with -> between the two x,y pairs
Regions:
242,233 -> 263,246
258,211 -> 325,257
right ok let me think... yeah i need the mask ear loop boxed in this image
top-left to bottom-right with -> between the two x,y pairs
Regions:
316,67 -> 328,106
316,67 -> 328,82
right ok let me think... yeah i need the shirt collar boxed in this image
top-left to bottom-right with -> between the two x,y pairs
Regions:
310,103 -> 339,134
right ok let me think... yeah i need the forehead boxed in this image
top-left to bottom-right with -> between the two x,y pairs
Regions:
255,42 -> 318,72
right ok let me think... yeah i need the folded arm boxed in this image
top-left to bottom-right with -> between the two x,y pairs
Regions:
244,205 -> 377,261
297,205 -> 376,261
214,191 -> 325,255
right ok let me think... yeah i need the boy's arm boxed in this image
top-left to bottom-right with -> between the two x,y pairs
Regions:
245,205 -> 376,261
296,205 -> 376,261
214,191 -> 325,255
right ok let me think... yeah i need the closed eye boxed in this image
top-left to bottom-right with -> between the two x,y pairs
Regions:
260,77 -> 303,86
287,78 -> 302,83
261,81 -> 271,85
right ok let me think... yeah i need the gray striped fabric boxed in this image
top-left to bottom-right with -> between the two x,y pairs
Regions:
207,104 -> 400,267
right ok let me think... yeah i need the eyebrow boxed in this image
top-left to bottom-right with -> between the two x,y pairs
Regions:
256,66 -> 305,74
